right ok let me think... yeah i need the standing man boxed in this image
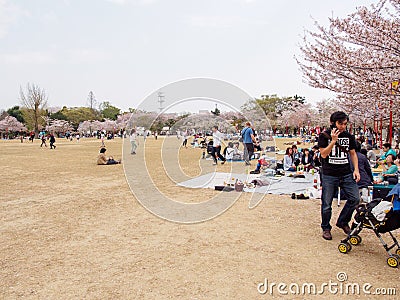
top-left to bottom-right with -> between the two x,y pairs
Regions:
318,111 -> 360,240
241,122 -> 256,166
211,126 -> 226,165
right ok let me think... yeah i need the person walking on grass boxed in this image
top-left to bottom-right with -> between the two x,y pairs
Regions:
211,126 -> 226,165
49,133 -> 56,149
40,132 -> 47,147
130,129 -> 139,155
318,111 -> 360,240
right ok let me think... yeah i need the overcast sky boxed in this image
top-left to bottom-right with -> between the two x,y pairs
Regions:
0,0 -> 376,113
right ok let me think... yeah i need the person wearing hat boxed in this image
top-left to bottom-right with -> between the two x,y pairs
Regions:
318,111 -> 360,240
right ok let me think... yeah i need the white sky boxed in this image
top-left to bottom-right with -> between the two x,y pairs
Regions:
0,0 -> 376,113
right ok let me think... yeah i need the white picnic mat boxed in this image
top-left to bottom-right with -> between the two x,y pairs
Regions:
178,172 -> 317,195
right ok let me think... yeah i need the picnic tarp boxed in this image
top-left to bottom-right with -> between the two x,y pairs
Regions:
178,172 -> 320,197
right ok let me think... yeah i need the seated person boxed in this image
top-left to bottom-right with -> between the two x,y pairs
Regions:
283,147 -> 296,171
311,145 -> 321,168
301,148 -> 314,171
253,136 -> 262,152
352,144 -> 374,201
374,154 -> 398,184
393,156 -> 400,182
291,144 -> 302,166
366,144 -> 377,168
231,142 -> 243,160
378,143 -> 397,162
97,147 -> 121,165
251,155 -> 271,174
223,142 -> 236,160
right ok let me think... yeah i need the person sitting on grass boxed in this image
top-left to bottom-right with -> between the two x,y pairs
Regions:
253,135 -> 262,152
374,154 -> 398,184
97,147 -> 121,165
366,144 -> 377,168
250,155 -> 271,174
301,148 -> 314,171
311,145 -> 321,169
223,142 -> 235,160
283,147 -> 296,171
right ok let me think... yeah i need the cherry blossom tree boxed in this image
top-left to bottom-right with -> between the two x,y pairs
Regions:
0,116 -> 27,138
116,112 -> 132,130
46,119 -> 73,134
297,0 -> 400,132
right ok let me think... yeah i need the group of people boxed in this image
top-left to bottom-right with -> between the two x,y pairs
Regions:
99,113 -> 400,244
283,144 -> 321,172
39,132 -> 57,149
208,122 -> 260,166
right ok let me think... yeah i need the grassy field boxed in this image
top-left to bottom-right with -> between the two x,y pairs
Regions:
0,136 -> 398,299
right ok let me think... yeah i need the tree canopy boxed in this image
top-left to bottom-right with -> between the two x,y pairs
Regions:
297,0 -> 400,124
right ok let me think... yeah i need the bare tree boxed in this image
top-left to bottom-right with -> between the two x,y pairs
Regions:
20,83 -> 48,136
87,91 -> 97,110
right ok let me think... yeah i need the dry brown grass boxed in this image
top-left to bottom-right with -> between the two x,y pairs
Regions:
0,137 -> 399,299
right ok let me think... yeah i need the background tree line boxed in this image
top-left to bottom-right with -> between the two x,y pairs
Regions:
2,84 -> 123,136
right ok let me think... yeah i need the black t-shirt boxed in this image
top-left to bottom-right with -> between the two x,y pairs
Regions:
318,129 -> 356,177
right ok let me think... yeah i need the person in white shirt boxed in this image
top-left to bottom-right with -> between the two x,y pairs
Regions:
129,129 -> 139,154
224,142 -> 235,160
211,126 -> 226,165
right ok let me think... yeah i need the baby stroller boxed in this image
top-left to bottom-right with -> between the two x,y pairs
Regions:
206,141 -> 213,155
338,184 -> 400,268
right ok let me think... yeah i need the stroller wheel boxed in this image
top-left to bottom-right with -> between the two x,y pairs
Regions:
387,255 -> 399,268
349,235 -> 362,246
396,249 -> 400,256
338,242 -> 351,254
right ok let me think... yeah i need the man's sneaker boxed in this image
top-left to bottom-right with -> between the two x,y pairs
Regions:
213,162 -> 217,165
221,160 -> 226,165
337,224 -> 351,235
322,229 -> 332,240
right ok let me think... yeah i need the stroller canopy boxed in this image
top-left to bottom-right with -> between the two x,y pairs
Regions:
388,184 -> 400,211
